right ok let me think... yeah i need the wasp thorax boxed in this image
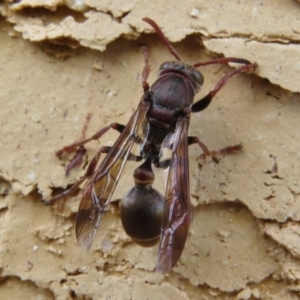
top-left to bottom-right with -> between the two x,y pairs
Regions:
120,185 -> 164,247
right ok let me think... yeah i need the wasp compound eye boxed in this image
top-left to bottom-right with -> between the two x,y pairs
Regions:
191,70 -> 204,86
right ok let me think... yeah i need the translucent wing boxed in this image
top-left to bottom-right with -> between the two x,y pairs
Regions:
76,99 -> 150,249
156,115 -> 192,272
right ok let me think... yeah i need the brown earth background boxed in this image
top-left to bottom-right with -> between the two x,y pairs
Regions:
1,0 -> 300,299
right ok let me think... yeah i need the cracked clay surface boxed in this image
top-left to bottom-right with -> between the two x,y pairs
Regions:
0,0 -> 300,299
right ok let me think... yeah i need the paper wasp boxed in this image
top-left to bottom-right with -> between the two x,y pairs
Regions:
46,18 -> 257,273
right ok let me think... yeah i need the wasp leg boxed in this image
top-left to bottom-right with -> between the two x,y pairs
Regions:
46,145 -> 142,205
56,123 -> 125,158
65,145 -> 87,176
188,136 -> 242,163
45,146 -> 112,205
56,123 -> 125,175
191,62 -> 257,113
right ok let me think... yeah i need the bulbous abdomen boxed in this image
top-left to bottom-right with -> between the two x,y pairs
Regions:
120,186 -> 164,247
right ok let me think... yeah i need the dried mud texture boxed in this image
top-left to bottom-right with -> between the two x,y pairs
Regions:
0,1 -> 300,299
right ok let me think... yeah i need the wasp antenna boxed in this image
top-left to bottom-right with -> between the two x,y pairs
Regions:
143,18 -> 182,61
194,57 -> 252,68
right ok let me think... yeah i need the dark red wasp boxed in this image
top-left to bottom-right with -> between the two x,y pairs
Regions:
46,18 -> 257,272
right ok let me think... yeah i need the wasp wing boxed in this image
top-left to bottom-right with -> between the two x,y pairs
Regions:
76,99 -> 150,250
156,115 -> 192,272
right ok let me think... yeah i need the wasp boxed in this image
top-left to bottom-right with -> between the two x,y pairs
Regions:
46,18 -> 257,273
